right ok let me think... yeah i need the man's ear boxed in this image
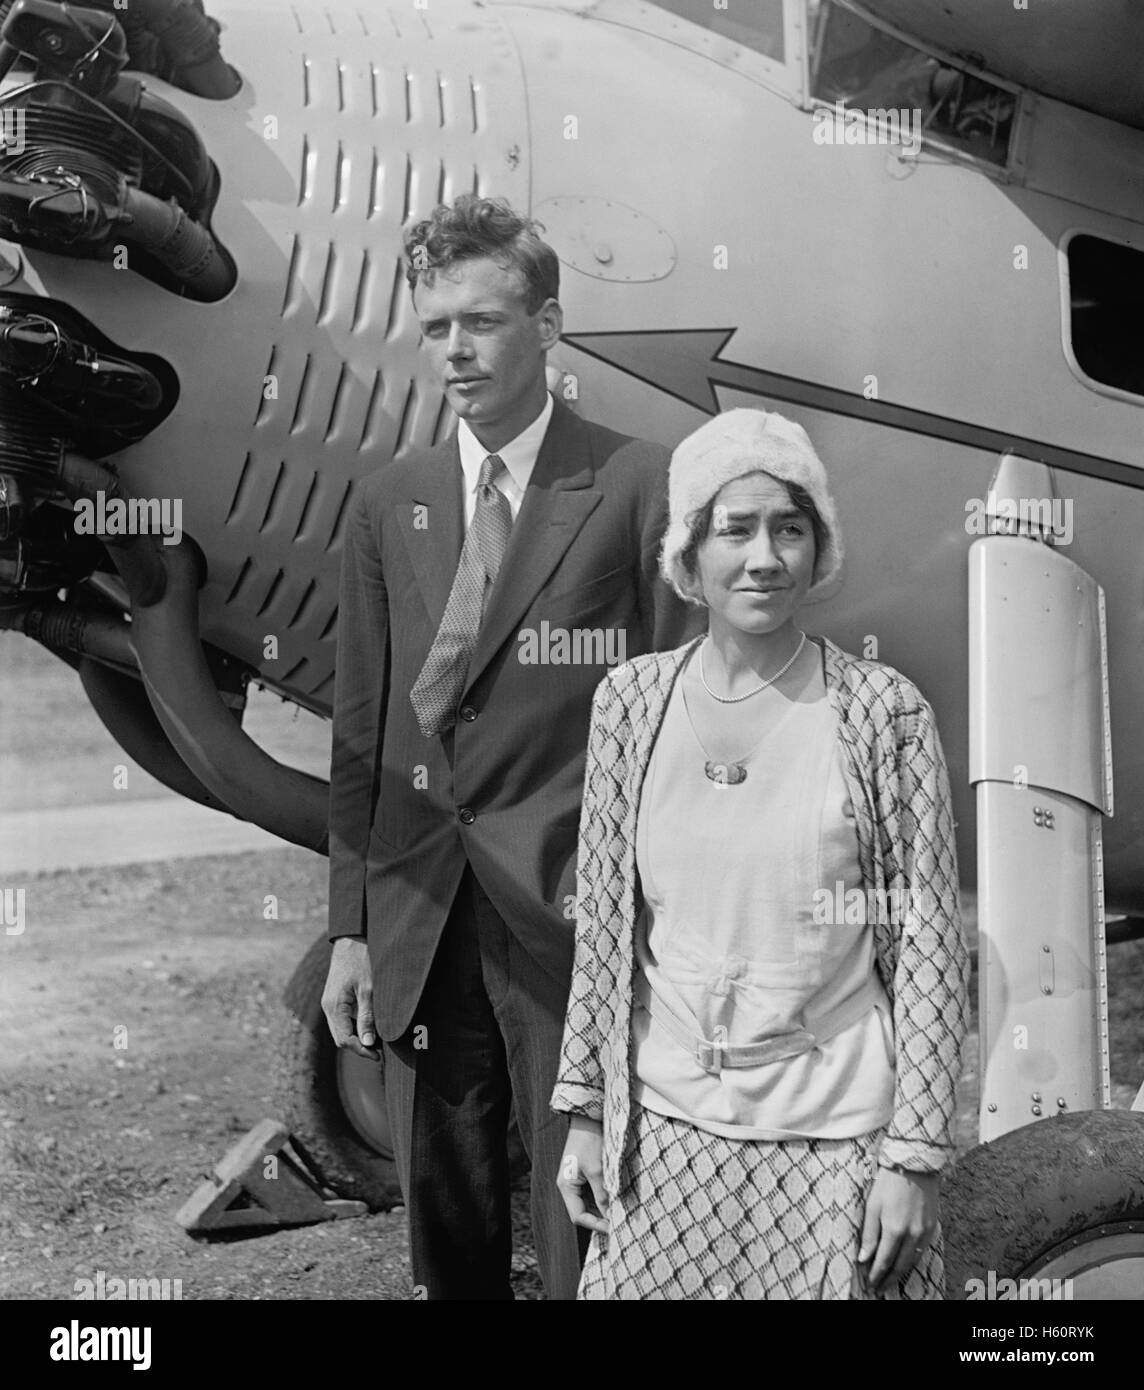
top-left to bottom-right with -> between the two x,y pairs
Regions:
537,298 -> 563,351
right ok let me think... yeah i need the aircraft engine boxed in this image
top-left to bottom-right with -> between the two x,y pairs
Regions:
0,293 -> 178,592
0,0 -> 330,853
0,0 -> 234,299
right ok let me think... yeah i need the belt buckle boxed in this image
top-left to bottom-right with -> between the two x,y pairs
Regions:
696,1040 -> 724,1075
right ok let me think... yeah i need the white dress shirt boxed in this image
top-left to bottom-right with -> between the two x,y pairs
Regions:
456,392 -> 553,529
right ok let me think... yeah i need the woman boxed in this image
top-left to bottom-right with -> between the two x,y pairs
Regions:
551,408 -> 969,1300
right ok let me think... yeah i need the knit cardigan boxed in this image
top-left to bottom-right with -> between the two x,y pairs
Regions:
551,634 -> 970,1190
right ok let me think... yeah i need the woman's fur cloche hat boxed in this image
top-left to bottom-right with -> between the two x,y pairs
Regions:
659,408 -> 844,603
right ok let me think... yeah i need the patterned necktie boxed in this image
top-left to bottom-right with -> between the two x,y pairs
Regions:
409,453 -> 513,737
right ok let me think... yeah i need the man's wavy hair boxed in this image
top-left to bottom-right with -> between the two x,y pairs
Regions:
403,195 -> 559,313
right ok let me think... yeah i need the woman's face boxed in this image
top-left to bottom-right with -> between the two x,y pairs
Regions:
690,472 -> 817,636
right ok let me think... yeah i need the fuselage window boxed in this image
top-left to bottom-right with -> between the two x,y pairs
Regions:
650,0 -> 785,62
808,0 -> 1015,168
1067,235 -> 1144,399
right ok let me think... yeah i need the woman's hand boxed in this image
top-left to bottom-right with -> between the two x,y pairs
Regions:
556,1115 -> 609,1234
857,1165 -> 939,1295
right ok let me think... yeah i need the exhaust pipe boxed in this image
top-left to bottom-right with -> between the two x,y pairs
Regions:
121,536 -> 330,854
50,452 -> 331,854
58,451 -> 168,606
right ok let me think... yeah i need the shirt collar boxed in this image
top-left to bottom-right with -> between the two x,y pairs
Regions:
457,392 -> 554,494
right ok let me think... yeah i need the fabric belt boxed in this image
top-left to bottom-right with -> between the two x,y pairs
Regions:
637,973 -> 886,1076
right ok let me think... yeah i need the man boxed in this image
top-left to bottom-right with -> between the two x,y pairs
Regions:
322,194 -> 700,1300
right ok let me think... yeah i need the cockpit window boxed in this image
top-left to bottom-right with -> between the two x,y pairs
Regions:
1067,235 -> 1144,399
808,0 -> 1016,168
651,0 -> 784,63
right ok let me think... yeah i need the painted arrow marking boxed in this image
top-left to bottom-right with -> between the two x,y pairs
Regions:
562,328 -> 1142,491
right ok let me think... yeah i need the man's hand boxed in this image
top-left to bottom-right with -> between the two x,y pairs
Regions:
857,1165 -> 939,1295
321,937 -> 380,1060
556,1115 -> 609,1234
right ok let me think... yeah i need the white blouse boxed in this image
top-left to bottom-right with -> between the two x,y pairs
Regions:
631,654 -> 895,1140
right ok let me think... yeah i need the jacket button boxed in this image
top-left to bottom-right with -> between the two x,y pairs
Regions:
458,808 -> 476,825
460,705 -> 477,722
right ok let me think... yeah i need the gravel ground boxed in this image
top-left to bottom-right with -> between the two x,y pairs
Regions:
1,847 -> 1141,1301
0,849 -> 541,1301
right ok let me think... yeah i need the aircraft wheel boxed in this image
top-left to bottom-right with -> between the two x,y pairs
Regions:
941,1110 -> 1144,1299
273,932 -> 529,1213
272,932 -> 403,1210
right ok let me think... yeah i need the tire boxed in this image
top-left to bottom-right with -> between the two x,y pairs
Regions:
272,933 -> 404,1211
273,932 -> 530,1213
941,1110 -> 1144,1299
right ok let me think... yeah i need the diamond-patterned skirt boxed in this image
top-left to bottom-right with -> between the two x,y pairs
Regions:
579,1104 -> 944,1300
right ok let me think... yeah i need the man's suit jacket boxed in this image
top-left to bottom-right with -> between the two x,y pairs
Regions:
327,396 -> 702,1040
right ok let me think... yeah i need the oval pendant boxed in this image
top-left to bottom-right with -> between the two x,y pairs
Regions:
704,760 -> 747,785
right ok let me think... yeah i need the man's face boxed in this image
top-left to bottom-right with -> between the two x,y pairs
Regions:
414,256 -> 561,438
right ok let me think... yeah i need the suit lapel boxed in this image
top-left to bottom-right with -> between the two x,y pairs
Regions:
466,400 -> 602,687
396,435 -> 464,630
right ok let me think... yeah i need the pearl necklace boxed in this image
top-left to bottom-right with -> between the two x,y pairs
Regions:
698,631 -> 807,703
